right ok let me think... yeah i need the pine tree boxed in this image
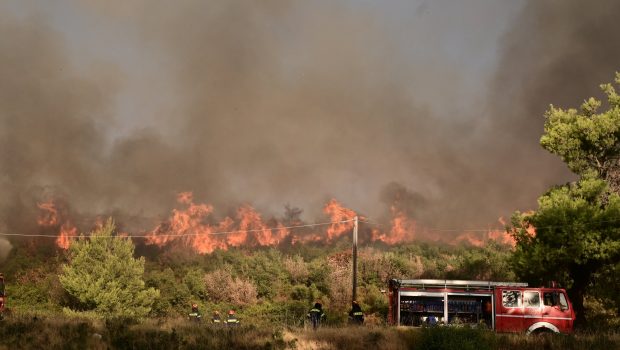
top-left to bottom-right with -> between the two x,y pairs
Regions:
60,219 -> 159,318
512,73 -> 620,326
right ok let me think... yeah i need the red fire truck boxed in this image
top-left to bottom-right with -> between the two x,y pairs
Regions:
388,279 -> 575,334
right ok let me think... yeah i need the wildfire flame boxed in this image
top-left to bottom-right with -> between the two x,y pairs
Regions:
372,206 -> 416,244
37,200 -> 78,249
146,192 -> 293,253
454,217 -> 523,247
36,191 -> 523,253
323,199 -> 357,241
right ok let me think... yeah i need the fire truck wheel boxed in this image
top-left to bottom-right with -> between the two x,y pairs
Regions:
526,322 -> 560,335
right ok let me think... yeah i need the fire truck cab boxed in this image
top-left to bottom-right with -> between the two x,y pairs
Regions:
388,279 -> 575,334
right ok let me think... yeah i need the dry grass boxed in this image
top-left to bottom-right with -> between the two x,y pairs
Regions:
286,326 -> 620,350
285,326 -> 414,350
0,315 -> 617,349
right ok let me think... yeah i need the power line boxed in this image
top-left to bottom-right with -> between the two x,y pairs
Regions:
3,215 -> 619,239
0,219 -> 356,239
359,217 -> 620,233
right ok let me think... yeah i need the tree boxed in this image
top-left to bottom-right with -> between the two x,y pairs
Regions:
60,219 -> 159,318
511,177 -> 620,325
540,72 -> 620,194
511,73 -> 620,326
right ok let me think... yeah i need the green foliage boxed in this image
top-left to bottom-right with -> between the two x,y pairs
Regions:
511,173 -> 620,324
290,284 -> 311,301
238,249 -> 287,299
447,244 -> 516,281
145,267 -> 190,317
511,73 -> 620,327
540,72 -> 620,177
307,259 -> 331,295
59,219 -> 159,319
182,267 -> 206,300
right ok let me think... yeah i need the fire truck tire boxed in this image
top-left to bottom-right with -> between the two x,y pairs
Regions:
526,322 -> 559,335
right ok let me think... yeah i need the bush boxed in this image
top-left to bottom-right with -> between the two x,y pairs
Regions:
204,267 -> 258,305
60,220 -> 159,319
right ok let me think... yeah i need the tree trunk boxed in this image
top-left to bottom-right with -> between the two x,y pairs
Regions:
568,264 -> 593,328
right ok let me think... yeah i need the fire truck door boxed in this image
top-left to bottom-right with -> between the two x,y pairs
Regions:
523,290 -> 543,330
542,291 -> 572,333
496,289 -> 523,332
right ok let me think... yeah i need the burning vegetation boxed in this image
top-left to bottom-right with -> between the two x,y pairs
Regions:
35,192 -> 519,253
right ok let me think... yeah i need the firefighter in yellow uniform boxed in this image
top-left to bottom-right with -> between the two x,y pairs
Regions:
212,311 -> 222,325
225,309 -> 240,326
307,302 -> 326,330
188,303 -> 202,322
348,301 -> 364,325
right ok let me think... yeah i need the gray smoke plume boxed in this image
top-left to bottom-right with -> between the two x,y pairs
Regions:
0,0 -> 619,240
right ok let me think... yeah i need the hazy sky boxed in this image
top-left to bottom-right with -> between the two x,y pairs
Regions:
1,0 -> 618,234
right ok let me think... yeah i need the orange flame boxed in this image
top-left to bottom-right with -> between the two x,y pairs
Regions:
37,200 -> 78,249
147,195 -> 363,253
373,206 -> 416,244
147,194 -> 294,253
323,199 -> 356,241
56,224 -> 78,249
236,205 -> 288,246
37,190 -> 524,254
146,193 -> 229,253
455,218 -> 518,247
37,201 -> 59,226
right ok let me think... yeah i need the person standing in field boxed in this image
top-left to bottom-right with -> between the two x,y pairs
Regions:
188,303 -> 202,322
348,301 -> 364,325
307,302 -> 326,330
212,310 -> 222,325
225,309 -> 240,326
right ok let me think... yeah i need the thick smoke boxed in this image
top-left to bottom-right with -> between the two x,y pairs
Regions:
1,0 -> 619,240
473,0 -> 620,223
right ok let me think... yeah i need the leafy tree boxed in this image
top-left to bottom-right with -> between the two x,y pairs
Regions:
183,267 -> 207,300
540,72 -> 620,194
447,244 -> 515,281
60,219 -> 159,318
511,177 -> 620,325
145,267 -> 190,316
511,73 -> 620,327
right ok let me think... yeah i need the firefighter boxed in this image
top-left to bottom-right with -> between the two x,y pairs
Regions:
212,310 -> 222,324
188,303 -> 202,322
307,302 -> 326,330
483,300 -> 492,327
225,309 -> 240,326
348,301 -> 364,325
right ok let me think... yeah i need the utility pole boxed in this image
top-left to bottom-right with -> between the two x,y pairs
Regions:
352,216 -> 358,303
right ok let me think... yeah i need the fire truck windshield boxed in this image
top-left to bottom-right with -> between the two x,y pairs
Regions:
544,291 -> 569,310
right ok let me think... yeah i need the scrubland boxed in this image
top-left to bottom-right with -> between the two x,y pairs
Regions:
0,315 -> 617,350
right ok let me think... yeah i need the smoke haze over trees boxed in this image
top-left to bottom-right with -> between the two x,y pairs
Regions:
1,0 -> 619,238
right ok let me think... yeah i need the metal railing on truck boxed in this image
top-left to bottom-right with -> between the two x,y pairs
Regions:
390,279 -> 528,290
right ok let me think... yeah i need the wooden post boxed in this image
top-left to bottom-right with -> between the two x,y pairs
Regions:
352,216 -> 358,303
